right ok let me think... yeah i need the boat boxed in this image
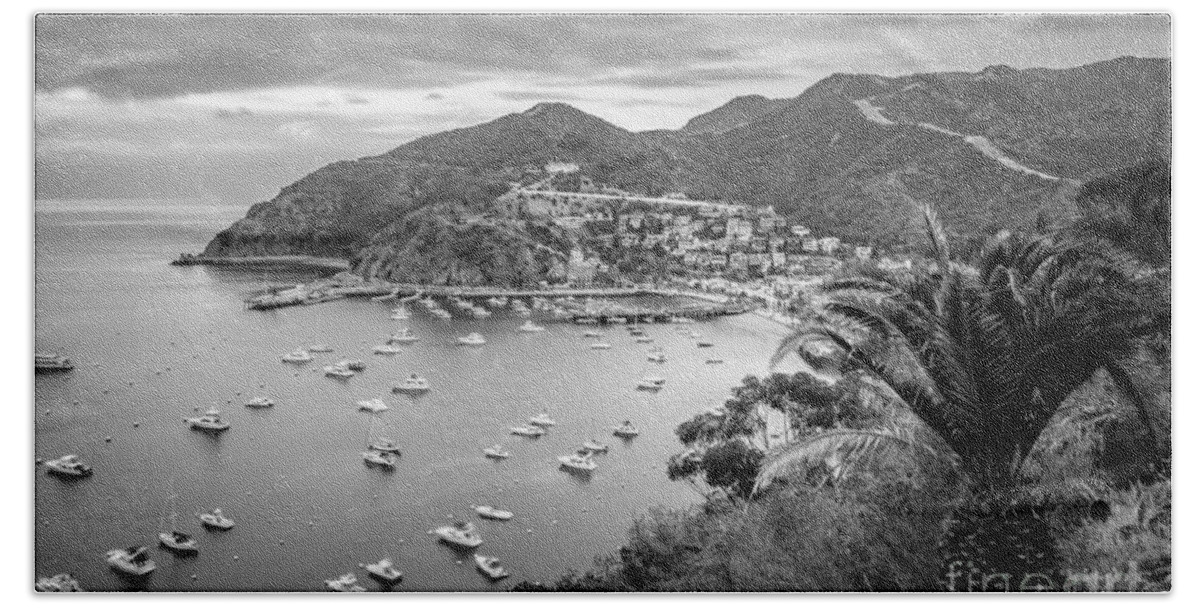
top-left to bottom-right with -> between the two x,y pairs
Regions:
186,408 -> 230,433
158,531 -> 199,554
609,316 -> 628,325
474,555 -> 510,581
43,454 -> 93,478
473,505 -> 514,521
582,440 -> 609,453
324,573 -> 366,592
529,411 -> 556,427
35,573 -> 84,592
509,425 -> 545,438
672,316 -> 695,324
457,332 -> 487,346
281,349 -> 313,363
356,398 -> 389,413
510,300 -> 528,312
35,353 -> 73,373
105,546 -> 155,577
483,444 -> 510,459
309,344 -> 334,353
373,343 -> 403,355
705,358 -> 725,365
635,336 -> 654,343
369,438 -> 401,454
362,449 -> 398,469
198,508 -> 235,530
557,451 -> 598,474
433,521 -> 483,548
362,558 -> 403,584
697,340 -> 715,348
388,329 -> 420,344
637,376 -> 667,391
323,364 -> 354,379
583,330 -> 603,338
613,421 -> 640,438
518,320 -> 546,333
431,308 -> 453,319
339,359 -> 367,371
646,349 -> 667,363
244,396 -> 274,408
472,307 -> 492,318
390,307 -> 411,320
589,342 -> 612,350
392,374 -> 430,394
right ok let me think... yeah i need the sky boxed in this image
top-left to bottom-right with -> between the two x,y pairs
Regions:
34,13 -> 1171,204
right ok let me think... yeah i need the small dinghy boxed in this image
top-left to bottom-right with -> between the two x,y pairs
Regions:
199,508 -> 235,530
339,359 -> 367,371
244,397 -> 274,408
369,438 -> 401,454
697,340 -> 715,348
434,521 -> 483,548
613,421 -> 640,439
389,329 -> 419,344
105,546 -> 155,577
324,365 -> 354,379
281,350 -> 313,363
158,531 -> 199,554
705,358 -> 725,365
529,411 -> 556,427
324,573 -> 366,592
474,554 -> 510,580
373,344 -> 402,355
518,320 -> 546,333
589,342 -> 612,350
390,307 -> 411,320
44,454 -> 93,478
582,440 -> 609,453
483,444 -> 510,459
356,398 -> 389,413
392,374 -> 430,394
473,505 -> 514,521
362,558 -> 403,584
509,425 -> 545,438
647,349 -> 666,363
583,330 -> 603,338
35,573 -> 84,592
558,451 -> 598,474
457,332 -> 487,346
362,449 -> 398,469
309,344 -> 334,353
635,336 -> 653,343
186,408 -> 230,433
636,376 -> 667,391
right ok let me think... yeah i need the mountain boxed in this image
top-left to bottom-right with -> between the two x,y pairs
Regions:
202,57 -> 1170,279
680,95 -> 790,135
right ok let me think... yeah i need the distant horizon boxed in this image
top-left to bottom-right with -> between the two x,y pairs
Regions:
36,14 -> 1170,203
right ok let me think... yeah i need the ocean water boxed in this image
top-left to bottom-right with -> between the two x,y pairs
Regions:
33,200 -> 791,592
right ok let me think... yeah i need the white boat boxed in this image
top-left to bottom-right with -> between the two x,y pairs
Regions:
35,353 -> 74,373
474,555 -> 510,580
105,546 -> 155,577
635,336 -> 654,343
518,320 -> 546,333
369,438 -> 402,454
186,408 -> 230,433
434,521 -> 483,548
324,365 -> 355,379
244,396 -> 274,408
309,344 -> 334,353
362,558 -> 403,584
44,454 -> 93,478
339,359 -> 367,371
589,342 -> 612,350
483,444 -> 510,459
362,449 -> 398,469
697,340 -> 715,348
705,358 -> 725,365
529,412 -> 556,427
199,508 -> 235,530
356,398 -> 389,413
510,300 -> 528,312
457,333 -> 487,346
472,308 -> 492,318
373,343 -> 403,355
509,425 -> 545,438
613,421 -> 640,438
324,573 -> 366,592
582,440 -> 609,453
35,573 -> 83,592
281,350 -> 313,363
647,350 -> 667,363
583,330 -> 603,338
473,505 -> 514,521
389,329 -> 419,344
637,377 -> 667,391
390,307 -> 411,320
431,308 -> 453,319
673,317 -> 695,324
158,531 -> 199,554
558,451 -> 598,473
392,374 -> 430,394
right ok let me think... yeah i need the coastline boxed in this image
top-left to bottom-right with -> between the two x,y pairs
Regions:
170,253 -> 351,272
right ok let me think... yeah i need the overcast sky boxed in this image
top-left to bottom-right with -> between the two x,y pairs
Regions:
34,13 -> 1170,203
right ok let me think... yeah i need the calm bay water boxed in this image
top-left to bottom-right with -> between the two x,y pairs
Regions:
34,200 -> 791,591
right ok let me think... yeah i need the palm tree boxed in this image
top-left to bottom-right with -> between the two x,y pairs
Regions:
757,205 -> 1166,496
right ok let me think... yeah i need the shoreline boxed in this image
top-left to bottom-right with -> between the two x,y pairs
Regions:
170,253 -> 351,272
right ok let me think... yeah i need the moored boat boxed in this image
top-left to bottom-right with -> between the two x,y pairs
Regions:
509,425 -> 545,438
529,411 -> 556,427
613,420 -> 640,438
44,454 -> 93,478
392,374 -> 430,394
35,353 -> 74,373
244,396 -> 274,408
199,508 -> 235,530
373,343 -> 402,355
474,554 -> 510,580
389,328 -> 420,344
589,342 -> 612,350
362,558 -> 403,584
356,398 -> 389,413
369,438 -> 401,454
324,573 -> 366,592
473,505 -> 514,521
483,444 -> 510,459
158,531 -> 199,554
35,573 -> 84,592
433,521 -> 483,548
457,332 -> 487,346
186,408 -> 230,433
518,320 -> 546,333
323,364 -> 354,379
309,344 -> 334,353
583,330 -> 603,338
362,449 -> 398,469
339,359 -> 367,371
557,451 -> 598,474
105,546 -> 155,577
281,349 -> 313,363
582,440 -> 609,453
647,349 -> 667,363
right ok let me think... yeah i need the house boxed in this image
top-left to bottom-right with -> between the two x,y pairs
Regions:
854,246 -> 873,261
790,225 -> 812,237
817,237 -> 842,255
802,237 -> 820,252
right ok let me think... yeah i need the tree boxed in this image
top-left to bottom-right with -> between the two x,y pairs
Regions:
760,204 -> 1167,495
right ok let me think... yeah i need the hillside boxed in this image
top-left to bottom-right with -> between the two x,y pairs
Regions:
201,57 -> 1170,277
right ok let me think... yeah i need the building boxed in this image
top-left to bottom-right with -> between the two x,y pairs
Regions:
817,237 -> 842,255
854,246 -> 873,261
790,225 -> 812,237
